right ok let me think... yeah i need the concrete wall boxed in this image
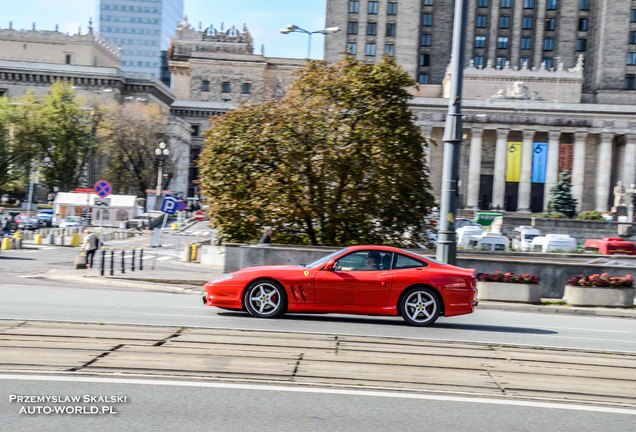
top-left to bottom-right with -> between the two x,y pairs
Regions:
500,217 -> 635,244
223,244 -> 635,299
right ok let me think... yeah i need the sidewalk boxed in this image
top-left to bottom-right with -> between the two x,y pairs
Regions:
32,266 -> 636,319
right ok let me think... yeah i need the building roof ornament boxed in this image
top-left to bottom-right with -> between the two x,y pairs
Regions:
489,81 -> 544,101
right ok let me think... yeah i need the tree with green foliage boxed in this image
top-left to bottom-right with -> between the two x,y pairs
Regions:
547,171 -> 577,218
97,101 -> 174,196
198,57 -> 435,246
0,98 -> 18,193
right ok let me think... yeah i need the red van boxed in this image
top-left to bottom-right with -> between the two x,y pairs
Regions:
583,237 -> 636,255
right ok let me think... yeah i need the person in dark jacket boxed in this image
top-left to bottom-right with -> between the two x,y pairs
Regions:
260,228 -> 273,244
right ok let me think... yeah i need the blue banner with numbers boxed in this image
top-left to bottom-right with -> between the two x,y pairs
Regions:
531,142 -> 548,183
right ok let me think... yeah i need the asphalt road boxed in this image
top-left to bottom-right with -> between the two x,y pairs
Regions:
1,375 -> 634,432
1,279 -> 634,353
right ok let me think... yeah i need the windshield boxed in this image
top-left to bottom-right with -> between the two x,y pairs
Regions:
305,248 -> 348,268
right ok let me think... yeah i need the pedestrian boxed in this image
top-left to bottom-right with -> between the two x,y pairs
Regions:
80,229 -> 98,269
260,228 -> 273,244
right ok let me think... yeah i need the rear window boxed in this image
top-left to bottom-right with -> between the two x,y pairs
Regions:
394,254 -> 427,270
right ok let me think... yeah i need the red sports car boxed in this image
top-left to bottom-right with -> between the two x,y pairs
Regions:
203,245 -> 477,326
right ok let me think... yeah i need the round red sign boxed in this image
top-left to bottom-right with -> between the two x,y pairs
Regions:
194,211 -> 205,221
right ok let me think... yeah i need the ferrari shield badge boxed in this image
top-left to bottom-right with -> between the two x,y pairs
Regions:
304,270 -> 310,277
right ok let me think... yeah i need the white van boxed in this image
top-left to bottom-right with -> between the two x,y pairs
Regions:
530,234 -> 578,253
511,226 -> 542,252
468,232 -> 510,252
456,225 -> 484,248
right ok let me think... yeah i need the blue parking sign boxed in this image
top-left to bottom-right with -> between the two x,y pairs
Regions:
160,194 -> 179,214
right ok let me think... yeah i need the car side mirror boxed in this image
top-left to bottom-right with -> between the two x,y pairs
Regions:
323,260 -> 336,271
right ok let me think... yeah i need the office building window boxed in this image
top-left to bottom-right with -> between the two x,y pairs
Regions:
417,73 -> 430,84
523,0 -> 535,8
576,38 -> 587,52
496,57 -> 507,68
578,18 -> 589,31
500,0 -> 511,8
475,35 -> 487,48
499,15 -> 510,28
368,1 -> 379,14
478,0 -> 489,7
579,0 -> 589,10
365,43 -> 376,56
473,55 -> 485,68
628,52 -> 636,65
497,36 -> 509,49
367,22 -> 377,35
385,43 -> 395,56
422,0 -> 434,5
241,83 -> 251,94
221,82 -> 231,93
626,74 -> 636,90
421,33 -> 432,46
519,57 -> 531,68
630,31 -> 636,44
387,1 -> 398,15
631,9 -> 636,22
522,16 -> 534,29
348,0 -> 360,13
386,22 -> 396,37
476,15 -> 488,28
65,54 -> 71,64
347,21 -> 358,34
545,17 -> 556,31
520,37 -> 533,50
546,0 -> 558,10
422,13 -> 433,26
419,53 -> 431,66
346,42 -> 357,55
201,80 -> 210,92
543,57 -> 554,70
543,38 -> 555,51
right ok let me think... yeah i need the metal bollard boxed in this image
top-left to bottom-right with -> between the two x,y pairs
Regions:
139,249 -> 144,271
121,249 -> 125,274
100,249 -> 106,276
110,249 -> 115,276
131,248 -> 136,272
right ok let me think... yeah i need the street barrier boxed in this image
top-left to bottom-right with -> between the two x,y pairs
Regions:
1,237 -> 10,250
34,233 -> 42,244
70,233 -> 81,247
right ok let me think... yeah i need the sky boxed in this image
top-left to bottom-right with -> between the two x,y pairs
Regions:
1,0 -> 329,59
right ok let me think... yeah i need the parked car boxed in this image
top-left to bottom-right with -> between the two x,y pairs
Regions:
203,245 -> 477,327
468,232 -> 510,252
456,225 -> 484,249
36,209 -> 54,227
530,234 -> 578,253
455,218 -> 482,230
583,237 -> 635,255
58,216 -> 84,228
511,226 -> 542,252
15,214 -> 40,230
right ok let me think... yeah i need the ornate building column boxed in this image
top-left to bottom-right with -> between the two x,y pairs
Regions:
543,130 -> 560,209
518,129 -> 535,212
571,131 -> 587,211
466,127 -> 484,209
492,128 -> 509,209
595,133 -> 614,212
623,134 -> 636,187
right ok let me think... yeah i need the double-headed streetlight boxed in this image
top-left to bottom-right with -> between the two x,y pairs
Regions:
154,141 -> 169,209
279,24 -> 340,59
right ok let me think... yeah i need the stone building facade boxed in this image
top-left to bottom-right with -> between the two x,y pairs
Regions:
325,0 -> 636,213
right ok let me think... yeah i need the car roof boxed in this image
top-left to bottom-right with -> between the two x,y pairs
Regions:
344,245 -> 407,253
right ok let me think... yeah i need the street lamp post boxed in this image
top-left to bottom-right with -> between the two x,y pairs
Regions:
154,141 -> 169,209
279,24 -> 340,59
436,0 -> 468,265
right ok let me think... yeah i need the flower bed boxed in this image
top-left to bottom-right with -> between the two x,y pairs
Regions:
476,272 -> 542,304
564,273 -> 634,307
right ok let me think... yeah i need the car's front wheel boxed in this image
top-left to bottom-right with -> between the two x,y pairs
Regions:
243,280 -> 287,319
399,287 -> 441,327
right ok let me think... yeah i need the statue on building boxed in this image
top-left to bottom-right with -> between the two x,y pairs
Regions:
612,180 -> 626,212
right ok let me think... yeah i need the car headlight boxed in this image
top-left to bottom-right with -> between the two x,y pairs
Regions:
210,274 -> 234,284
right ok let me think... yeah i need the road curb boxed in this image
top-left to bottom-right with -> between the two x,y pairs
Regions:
478,301 -> 636,318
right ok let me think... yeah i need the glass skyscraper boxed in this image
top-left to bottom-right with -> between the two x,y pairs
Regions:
97,0 -> 184,82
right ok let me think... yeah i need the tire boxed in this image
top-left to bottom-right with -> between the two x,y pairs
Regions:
399,287 -> 441,327
243,279 -> 287,319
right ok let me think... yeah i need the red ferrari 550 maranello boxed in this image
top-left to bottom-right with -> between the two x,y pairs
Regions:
203,245 -> 477,326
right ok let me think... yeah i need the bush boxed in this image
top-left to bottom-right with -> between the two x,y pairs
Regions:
534,212 -> 567,219
476,271 -> 540,284
575,211 -> 604,221
567,273 -> 633,288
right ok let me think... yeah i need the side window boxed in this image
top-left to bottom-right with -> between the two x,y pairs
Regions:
334,251 -> 392,271
394,254 -> 427,270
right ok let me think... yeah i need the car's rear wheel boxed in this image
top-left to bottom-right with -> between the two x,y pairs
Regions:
399,287 -> 441,327
243,280 -> 287,319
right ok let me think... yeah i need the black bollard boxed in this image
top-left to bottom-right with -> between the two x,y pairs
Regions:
100,249 -> 106,276
139,249 -> 144,271
132,248 -> 136,272
121,249 -> 125,274
110,249 -> 114,276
